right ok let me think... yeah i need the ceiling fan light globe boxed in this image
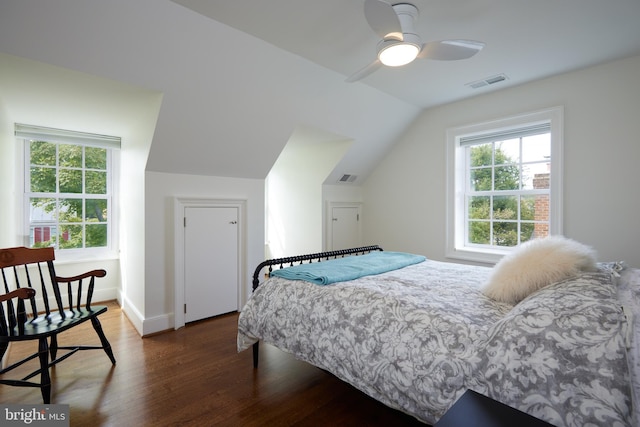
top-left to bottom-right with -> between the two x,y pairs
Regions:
378,41 -> 420,67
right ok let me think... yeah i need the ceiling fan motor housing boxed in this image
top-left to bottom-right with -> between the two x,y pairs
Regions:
391,3 -> 419,37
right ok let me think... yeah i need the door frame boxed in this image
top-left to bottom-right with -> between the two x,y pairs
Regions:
325,201 -> 362,251
173,197 -> 246,329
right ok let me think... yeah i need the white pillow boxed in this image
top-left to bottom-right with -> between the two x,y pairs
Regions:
481,236 -> 598,304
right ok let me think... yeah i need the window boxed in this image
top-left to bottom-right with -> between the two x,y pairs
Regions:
17,124 -> 120,256
446,107 -> 563,263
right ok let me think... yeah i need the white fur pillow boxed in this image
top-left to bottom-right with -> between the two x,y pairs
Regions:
482,236 -> 598,304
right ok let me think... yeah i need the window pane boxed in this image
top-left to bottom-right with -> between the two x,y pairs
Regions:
493,195 -> 517,220
85,170 -> 107,194
59,224 -> 82,249
469,221 -> 490,244
469,143 -> 493,167
533,223 -> 550,239
30,167 -> 57,192
85,146 -> 107,170
495,139 -> 519,164
533,194 -> 550,222
59,198 -> 83,222
86,224 -> 107,247
470,167 -> 492,191
469,196 -> 490,219
30,140 -> 56,166
30,198 -> 56,222
494,165 -> 519,190
59,144 -> 82,168
523,163 -> 550,190
86,199 -> 107,222
493,222 -> 518,246
520,195 -> 536,221
522,134 -> 550,163
30,225 -> 56,248
520,223 -> 536,243
59,169 -> 82,193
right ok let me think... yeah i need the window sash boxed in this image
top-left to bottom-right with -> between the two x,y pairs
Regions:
463,134 -> 551,248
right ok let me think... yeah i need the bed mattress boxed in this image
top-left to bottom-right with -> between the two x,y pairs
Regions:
238,259 -> 634,426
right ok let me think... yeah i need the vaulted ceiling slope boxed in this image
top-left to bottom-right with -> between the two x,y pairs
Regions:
0,0 -> 419,183
1,1 -> 640,183
173,0 -> 640,108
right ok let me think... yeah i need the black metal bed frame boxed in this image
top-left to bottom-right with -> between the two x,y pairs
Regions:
249,245 -> 383,368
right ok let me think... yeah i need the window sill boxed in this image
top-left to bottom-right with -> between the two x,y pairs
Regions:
52,249 -> 119,265
445,246 -> 509,265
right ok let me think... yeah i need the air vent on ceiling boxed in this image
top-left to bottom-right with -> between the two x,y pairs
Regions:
465,73 -> 509,89
338,174 -> 358,183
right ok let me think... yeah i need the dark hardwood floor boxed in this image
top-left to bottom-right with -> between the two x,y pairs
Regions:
0,302 -> 428,426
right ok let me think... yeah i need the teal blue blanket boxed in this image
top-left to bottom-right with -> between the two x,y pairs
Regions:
269,251 -> 426,285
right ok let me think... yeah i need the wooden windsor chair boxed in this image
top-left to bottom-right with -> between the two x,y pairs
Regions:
0,246 -> 115,403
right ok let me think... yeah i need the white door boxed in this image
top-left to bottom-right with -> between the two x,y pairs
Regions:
184,206 -> 238,323
331,206 -> 361,250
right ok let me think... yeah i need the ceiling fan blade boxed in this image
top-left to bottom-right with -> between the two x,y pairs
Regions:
364,0 -> 403,41
418,40 -> 485,61
345,59 -> 382,83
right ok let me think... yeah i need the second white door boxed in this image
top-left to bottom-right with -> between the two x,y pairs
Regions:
331,206 -> 361,250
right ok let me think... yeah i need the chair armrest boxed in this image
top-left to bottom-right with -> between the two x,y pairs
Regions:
54,269 -> 106,310
55,269 -> 107,283
0,287 -> 36,303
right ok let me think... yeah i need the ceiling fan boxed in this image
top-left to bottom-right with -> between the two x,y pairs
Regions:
346,0 -> 485,82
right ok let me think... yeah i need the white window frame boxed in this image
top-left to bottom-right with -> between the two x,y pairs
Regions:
446,107 -> 564,264
17,124 -> 120,261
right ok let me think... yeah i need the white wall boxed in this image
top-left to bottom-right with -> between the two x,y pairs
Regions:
266,127 -> 352,258
0,97 -> 17,245
363,54 -> 640,268
0,53 -> 161,311
143,171 -> 265,335
118,103 -> 162,335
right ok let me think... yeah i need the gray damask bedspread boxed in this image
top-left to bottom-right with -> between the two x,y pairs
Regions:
237,259 -> 633,426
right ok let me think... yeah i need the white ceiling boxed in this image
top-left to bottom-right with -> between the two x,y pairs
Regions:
1,0 -> 639,184
172,0 -> 640,108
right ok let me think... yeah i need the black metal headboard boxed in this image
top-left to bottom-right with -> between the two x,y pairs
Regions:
251,245 -> 383,291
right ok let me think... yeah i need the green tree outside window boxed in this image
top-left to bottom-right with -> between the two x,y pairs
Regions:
467,141 -> 544,247
28,140 -> 108,249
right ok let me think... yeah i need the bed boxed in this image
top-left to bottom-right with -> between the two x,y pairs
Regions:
237,242 -> 639,426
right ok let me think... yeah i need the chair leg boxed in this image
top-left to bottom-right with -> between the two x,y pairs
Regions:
0,343 -> 8,370
38,338 -> 51,404
49,334 -> 58,361
91,317 -> 116,365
